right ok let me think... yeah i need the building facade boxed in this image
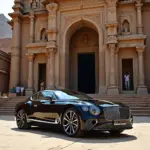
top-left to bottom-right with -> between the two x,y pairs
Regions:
8,0 -> 150,95
0,50 -> 10,93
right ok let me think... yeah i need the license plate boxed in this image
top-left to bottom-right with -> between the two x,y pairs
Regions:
114,120 -> 127,125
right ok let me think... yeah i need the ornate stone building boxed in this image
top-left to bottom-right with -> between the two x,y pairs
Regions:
0,50 -> 10,93
8,0 -> 150,95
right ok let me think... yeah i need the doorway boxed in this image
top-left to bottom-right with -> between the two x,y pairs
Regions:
38,64 -> 46,91
78,53 -> 95,93
122,59 -> 134,91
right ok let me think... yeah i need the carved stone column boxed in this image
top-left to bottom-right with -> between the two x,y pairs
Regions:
29,10 -> 35,43
136,46 -> 148,94
45,2 -> 58,89
46,2 -> 58,43
115,48 -> 119,85
25,54 -> 35,96
136,0 -> 143,34
10,17 -> 21,89
99,45 -> 106,94
46,48 -> 56,89
105,0 -> 119,94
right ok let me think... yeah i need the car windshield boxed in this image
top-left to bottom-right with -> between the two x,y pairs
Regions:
43,90 -> 92,100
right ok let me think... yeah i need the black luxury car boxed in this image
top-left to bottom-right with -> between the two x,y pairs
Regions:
14,89 -> 133,137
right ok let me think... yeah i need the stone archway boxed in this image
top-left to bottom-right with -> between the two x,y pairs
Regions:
69,27 -> 99,93
61,19 -> 105,94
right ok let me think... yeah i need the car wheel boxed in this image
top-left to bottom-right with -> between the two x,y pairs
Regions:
16,109 -> 31,129
62,108 -> 83,137
109,130 -> 124,135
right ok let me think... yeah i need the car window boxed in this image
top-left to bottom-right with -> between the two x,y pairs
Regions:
53,90 -> 92,100
42,91 -> 56,100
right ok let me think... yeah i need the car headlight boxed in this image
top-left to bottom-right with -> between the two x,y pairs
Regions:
89,105 -> 100,116
82,106 -> 89,112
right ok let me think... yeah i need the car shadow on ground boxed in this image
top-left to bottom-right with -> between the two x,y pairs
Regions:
11,126 -> 137,144
1,116 -> 150,123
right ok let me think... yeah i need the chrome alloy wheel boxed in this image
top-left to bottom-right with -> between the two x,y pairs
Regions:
62,110 -> 79,136
16,110 -> 27,129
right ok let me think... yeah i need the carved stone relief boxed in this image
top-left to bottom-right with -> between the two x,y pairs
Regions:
61,12 -> 102,35
31,0 -> 38,9
122,19 -> 131,35
30,0 -> 41,9
119,15 -> 132,35
40,28 -> 48,41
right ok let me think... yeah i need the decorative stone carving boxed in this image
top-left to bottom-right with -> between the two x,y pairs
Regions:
106,0 -> 118,6
47,41 -> 57,49
62,13 -> 101,36
107,35 -> 118,44
46,2 -> 58,15
136,45 -> 145,54
40,28 -> 48,41
135,0 -> 143,34
28,53 -> 35,62
46,2 -> 58,40
31,0 -> 38,9
29,10 -> 35,43
83,34 -> 88,45
121,19 -> 131,35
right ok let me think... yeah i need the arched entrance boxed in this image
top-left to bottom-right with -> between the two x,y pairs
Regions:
61,19 -> 104,94
69,27 -> 99,93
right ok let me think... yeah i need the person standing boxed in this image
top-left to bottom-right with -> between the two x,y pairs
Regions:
124,72 -> 130,90
16,85 -> 21,96
21,86 -> 24,96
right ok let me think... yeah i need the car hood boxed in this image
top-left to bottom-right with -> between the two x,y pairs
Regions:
77,99 -> 128,108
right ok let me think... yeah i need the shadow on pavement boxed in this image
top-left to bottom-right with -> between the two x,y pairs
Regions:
11,126 -> 137,144
0,116 -> 14,121
1,115 -> 150,123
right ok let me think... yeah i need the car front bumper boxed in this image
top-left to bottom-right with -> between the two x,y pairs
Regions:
83,118 -> 133,131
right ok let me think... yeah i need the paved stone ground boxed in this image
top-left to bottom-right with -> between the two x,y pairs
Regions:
0,116 -> 150,150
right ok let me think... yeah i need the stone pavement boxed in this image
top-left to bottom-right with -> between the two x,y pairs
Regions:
0,116 -> 150,150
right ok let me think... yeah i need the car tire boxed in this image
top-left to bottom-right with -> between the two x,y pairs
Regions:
16,109 -> 31,129
109,130 -> 124,135
62,108 -> 83,137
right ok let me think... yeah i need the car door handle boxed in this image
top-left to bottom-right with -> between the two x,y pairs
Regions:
34,104 -> 38,107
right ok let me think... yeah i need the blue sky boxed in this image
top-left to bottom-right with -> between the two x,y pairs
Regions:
0,0 -> 14,19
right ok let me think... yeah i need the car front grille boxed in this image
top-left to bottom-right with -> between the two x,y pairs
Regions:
103,106 -> 130,120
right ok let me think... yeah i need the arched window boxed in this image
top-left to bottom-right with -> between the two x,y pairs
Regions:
40,28 -> 47,41
122,19 -> 130,33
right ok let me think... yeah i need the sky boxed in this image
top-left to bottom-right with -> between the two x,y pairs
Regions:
0,0 -> 14,19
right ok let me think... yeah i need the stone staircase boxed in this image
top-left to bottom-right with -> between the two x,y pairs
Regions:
0,95 -> 150,116
0,96 -> 28,115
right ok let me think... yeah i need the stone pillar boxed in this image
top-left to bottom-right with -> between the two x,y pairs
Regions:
46,2 -> 58,43
10,17 -> 21,89
46,2 -> 58,89
99,46 -> 106,94
46,48 -> 56,89
25,54 -> 35,96
136,46 -> 148,94
115,48 -> 119,85
107,43 -> 119,95
105,0 -> 119,94
29,10 -> 35,43
136,0 -> 143,34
